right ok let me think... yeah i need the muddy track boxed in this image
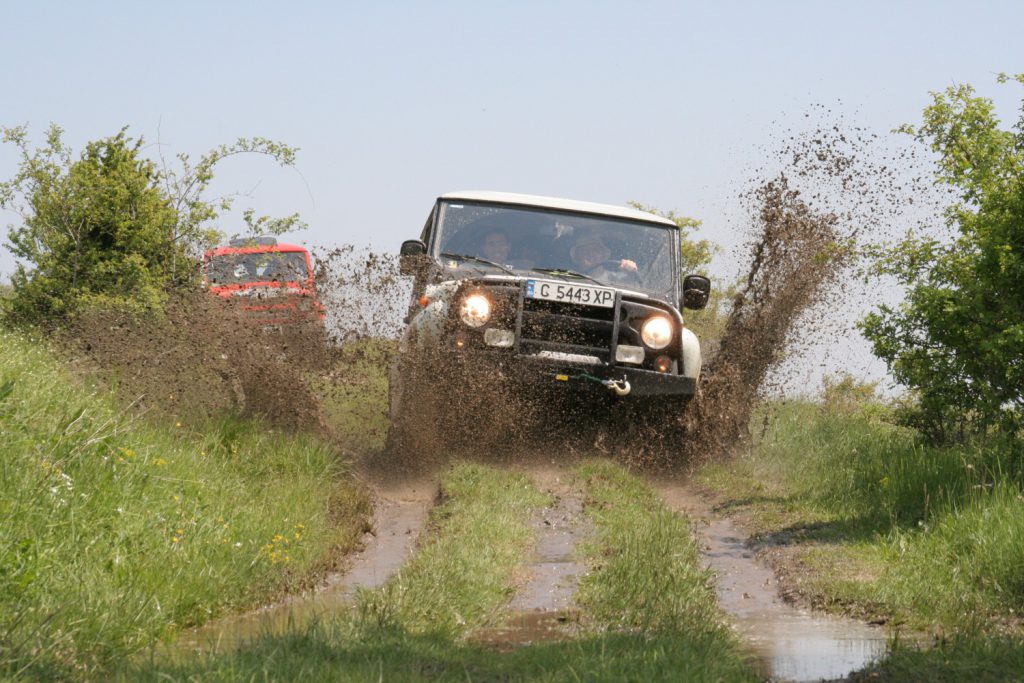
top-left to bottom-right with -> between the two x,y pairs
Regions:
475,466 -> 590,648
656,479 -> 892,682
169,478 -> 434,655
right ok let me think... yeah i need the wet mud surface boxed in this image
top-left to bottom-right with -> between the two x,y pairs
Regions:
475,467 -> 589,648
509,471 -> 589,613
169,478 -> 434,655
657,481 -> 895,682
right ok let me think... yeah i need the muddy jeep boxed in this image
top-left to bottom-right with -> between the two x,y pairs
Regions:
388,191 -> 710,454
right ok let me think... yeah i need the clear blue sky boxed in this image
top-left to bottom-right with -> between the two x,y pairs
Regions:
1,1 -> 1021,385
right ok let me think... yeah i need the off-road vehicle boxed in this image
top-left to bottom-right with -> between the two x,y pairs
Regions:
388,191 -> 710,453
204,236 -> 325,327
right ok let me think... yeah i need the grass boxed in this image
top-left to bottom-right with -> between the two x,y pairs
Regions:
0,328 -> 370,680
355,462 -> 551,635
125,461 -> 758,682
124,462 -> 551,681
574,461 -> 757,682
851,636 -> 1024,682
698,399 -> 1024,679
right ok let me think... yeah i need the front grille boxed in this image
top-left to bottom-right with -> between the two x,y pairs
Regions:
518,297 -> 616,362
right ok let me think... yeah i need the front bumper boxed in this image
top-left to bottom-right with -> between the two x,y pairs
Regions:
442,349 -> 696,399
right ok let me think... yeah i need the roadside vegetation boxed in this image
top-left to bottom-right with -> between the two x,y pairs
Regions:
699,390 -> 1024,680
0,329 -> 369,680
692,75 -> 1023,680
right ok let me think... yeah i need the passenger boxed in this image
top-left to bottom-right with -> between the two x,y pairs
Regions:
569,234 -> 638,283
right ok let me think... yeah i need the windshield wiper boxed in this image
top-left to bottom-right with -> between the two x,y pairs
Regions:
530,266 -> 607,287
440,252 -> 516,276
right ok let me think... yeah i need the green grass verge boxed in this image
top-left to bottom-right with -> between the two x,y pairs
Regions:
698,400 -> 1024,677
0,329 -> 369,679
355,463 -> 551,635
123,462 -> 550,681
850,636 -> 1024,683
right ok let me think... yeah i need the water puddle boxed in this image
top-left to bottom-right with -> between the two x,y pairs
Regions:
658,483 -> 897,682
168,481 -> 433,656
510,487 -> 589,612
472,611 -> 577,650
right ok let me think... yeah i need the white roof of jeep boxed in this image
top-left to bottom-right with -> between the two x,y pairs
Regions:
439,191 -> 677,227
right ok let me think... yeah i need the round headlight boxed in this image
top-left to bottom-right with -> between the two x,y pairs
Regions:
459,293 -> 491,327
641,315 -> 673,349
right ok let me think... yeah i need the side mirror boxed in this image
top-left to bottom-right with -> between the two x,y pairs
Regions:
399,240 -> 428,276
682,274 -> 711,310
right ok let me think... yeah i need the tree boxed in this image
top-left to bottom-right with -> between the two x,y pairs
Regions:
859,74 -> 1024,441
0,125 -> 304,322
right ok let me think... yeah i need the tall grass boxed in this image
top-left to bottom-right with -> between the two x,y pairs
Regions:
0,330 -> 369,679
704,400 -> 1024,627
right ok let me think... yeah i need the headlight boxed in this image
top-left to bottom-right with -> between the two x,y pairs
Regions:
641,315 -> 673,349
459,293 -> 491,327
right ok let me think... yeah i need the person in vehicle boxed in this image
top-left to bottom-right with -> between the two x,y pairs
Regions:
569,234 -> 638,284
480,230 -> 512,264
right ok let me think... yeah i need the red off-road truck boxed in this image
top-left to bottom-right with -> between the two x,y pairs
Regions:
203,236 -> 325,326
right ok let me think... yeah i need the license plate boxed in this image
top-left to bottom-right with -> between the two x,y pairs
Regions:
526,279 -> 615,308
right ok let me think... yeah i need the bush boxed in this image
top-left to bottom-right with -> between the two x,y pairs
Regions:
0,124 -> 304,325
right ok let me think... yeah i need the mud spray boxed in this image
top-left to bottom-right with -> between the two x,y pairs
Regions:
55,119 -> 935,472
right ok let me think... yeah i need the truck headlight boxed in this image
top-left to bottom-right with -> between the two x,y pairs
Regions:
460,293 -> 491,327
641,315 -> 673,349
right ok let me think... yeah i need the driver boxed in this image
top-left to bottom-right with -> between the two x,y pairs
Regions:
569,234 -> 638,283
480,230 -> 512,265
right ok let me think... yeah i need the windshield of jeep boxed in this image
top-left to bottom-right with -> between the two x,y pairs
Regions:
206,251 -> 310,285
435,201 -> 677,299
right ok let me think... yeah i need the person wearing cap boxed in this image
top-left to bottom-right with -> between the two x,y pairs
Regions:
570,234 -> 638,283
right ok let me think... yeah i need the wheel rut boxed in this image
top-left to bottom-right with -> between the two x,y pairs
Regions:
169,478 -> 434,655
656,480 -> 896,683
473,466 -> 590,648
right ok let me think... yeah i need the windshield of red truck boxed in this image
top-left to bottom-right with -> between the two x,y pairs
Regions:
206,252 -> 310,285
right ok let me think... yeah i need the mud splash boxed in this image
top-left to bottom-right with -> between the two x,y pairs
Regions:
169,478 -> 433,655
658,482 -> 909,682
679,176 -> 848,464
56,246 -> 406,452
661,124 -> 938,468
